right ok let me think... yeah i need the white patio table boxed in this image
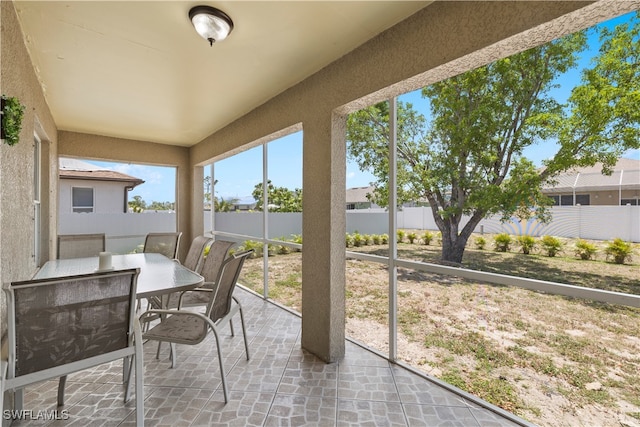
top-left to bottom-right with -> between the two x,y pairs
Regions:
33,252 -> 204,299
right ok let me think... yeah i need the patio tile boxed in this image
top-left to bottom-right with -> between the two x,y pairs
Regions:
227,356 -> 288,393
121,386 -> 214,427
277,361 -> 338,398
9,287 -> 526,426
391,366 -> 468,407
264,394 -> 336,426
338,365 -> 400,402
402,404 -> 480,427
190,391 -> 273,426
336,399 -> 407,426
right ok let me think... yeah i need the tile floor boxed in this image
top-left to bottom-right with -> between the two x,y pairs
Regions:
9,288 -> 530,426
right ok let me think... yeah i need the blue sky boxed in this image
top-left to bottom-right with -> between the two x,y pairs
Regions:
92,11 -> 638,204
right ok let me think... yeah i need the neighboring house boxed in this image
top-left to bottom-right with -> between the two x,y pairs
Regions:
346,186 -> 379,210
542,157 -> 640,206
232,196 -> 257,211
59,158 -> 145,214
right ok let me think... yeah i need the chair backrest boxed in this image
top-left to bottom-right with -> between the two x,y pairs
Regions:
6,268 -> 139,377
205,250 -> 253,322
199,239 -> 236,282
183,235 -> 214,273
57,233 -> 105,259
143,232 -> 182,259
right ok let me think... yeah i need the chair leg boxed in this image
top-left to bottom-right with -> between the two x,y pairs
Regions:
57,375 -> 67,406
169,343 -> 177,369
229,319 -> 235,337
15,389 -> 24,412
133,317 -> 145,426
211,328 -> 228,404
238,306 -> 250,361
124,356 -> 134,402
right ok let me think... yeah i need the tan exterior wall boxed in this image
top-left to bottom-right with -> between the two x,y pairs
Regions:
1,1 -> 58,283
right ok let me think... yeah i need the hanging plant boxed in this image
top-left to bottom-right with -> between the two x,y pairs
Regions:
1,95 -> 26,146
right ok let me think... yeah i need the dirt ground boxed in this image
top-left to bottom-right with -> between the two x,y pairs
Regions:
240,238 -> 640,427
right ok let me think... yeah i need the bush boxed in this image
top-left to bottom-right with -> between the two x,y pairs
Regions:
407,232 -> 418,244
475,236 -> 486,250
493,233 -> 512,252
345,233 -> 354,248
277,244 -> 291,255
397,230 -> 406,243
605,238 -> 633,264
422,231 -> 434,245
353,232 -> 365,247
372,234 -> 382,245
380,234 -> 389,244
540,235 -> 562,257
517,235 -> 537,255
574,239 -> 597,260
242,240 -> 263,257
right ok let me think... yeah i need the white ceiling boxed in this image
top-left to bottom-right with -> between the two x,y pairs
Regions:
14,1 -> 430,147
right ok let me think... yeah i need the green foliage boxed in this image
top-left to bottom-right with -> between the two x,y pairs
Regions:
493,233 -> 512,252
540,235 -> 562,257
380,234 -> 389,244
397,230 -> 405,243
574,239 -> 598,260
147,201 -> 175,210
275,239 -> 292,255
214,197 -> 238,212
346,17 -> 640,264
605,238 -> 633,264
475,236 -> 487,250
353,232 -> 365,247
407,232 -> 418,244
345,233 -> 354,248
241,240 -> 263,257
422,231 -> 434,245
289,234 -> 303,251
516,235 -> 537,255
372,234 -> 382,245
128,195 -> 146,213
252,180 -> 302,212
1,95 -> 25,146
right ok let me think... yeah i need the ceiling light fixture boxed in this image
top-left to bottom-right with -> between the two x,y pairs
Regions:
189,5 -> 234,46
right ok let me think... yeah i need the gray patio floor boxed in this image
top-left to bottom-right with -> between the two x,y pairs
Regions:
10,287 -> 529,426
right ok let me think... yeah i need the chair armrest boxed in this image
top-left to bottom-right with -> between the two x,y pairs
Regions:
139,308 -> 210,323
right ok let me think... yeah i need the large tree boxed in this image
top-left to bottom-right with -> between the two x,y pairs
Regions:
347,16 -> 639,264
252,180 -> 303,212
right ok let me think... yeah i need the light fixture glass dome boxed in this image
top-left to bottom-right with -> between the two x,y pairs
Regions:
189,6 -> 234,46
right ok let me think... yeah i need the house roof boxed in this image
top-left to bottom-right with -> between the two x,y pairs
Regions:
542,157 -> 640,193
59,158 -> 145,188
346,186 -> 375,204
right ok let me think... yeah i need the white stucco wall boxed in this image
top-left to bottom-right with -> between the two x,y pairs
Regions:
59,179 -> 130,214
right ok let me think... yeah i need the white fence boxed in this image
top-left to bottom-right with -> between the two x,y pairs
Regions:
59,212 -> 176,254
348,205 -> 639,242
60,206 -> 639,254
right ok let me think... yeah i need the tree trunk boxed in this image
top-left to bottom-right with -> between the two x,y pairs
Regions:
438,212 -> 485,264
441,236 -> 467,264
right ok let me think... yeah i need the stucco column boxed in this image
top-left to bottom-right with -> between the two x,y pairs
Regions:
190,165 -> 205,243
301,111 -> 346,363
